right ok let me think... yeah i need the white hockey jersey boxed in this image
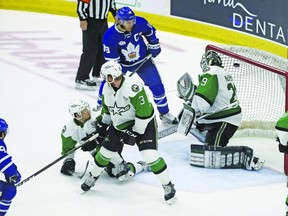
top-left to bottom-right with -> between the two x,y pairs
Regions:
101,76 -> 154,134
61,111 -> 98,155
192,65 -> 242,126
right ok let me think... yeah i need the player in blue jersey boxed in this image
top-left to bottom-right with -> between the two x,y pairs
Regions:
96,6 -> 178,125
0,118 -> 21,215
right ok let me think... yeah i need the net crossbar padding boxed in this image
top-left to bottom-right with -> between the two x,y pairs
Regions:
206,44 -> 288,137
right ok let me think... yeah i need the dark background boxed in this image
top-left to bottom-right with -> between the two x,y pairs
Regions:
171,0 -> 287,46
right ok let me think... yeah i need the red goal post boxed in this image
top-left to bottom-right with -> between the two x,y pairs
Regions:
206,44 -> 288,137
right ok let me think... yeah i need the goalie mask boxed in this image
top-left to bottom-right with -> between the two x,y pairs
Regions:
101,61 -> 123,84
200,50 -> 222,72
68,99 -> 90,120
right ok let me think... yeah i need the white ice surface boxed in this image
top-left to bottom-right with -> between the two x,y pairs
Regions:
0,10 -> 286,216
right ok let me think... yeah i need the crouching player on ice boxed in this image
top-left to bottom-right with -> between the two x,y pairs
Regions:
0,119 -> 21,215
60,99 -> 149,181
177,50 -> 264,171
81,61 -> 176,204
275,112 -> 288,215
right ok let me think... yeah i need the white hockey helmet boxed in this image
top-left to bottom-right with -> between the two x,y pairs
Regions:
68,99 -> 90,120
101,61 -> 123,84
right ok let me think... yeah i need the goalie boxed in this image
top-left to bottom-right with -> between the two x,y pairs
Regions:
177,50 -> 264,171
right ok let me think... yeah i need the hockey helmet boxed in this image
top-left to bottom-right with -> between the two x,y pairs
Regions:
0,118 -> 8,135
200,50 -> 222,72
116,6 -> 135,24
101,61 -> 123,84
68,99 -> 90,120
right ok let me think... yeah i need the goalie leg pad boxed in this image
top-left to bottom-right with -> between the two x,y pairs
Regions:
190,144 -> 255,169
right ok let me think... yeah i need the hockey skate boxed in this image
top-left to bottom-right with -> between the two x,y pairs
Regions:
162,181 -> 177,205
115,161 -> 135,181
137,161 -> 152,172
81,173 -> 99,191
246,156 -> 265,171
75,79 -> 97,91
159,113 -> 179,125
92,76 -> 104,84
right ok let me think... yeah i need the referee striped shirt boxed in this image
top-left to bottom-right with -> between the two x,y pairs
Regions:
77,0 -> 117,20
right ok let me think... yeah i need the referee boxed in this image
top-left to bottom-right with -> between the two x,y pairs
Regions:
75,0 -> 117,91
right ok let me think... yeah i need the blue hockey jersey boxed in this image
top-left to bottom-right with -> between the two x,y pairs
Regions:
0,139 -> 18,179
103,16 -> 158,70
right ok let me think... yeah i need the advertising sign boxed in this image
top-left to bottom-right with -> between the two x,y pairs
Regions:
171,0 -> 287,46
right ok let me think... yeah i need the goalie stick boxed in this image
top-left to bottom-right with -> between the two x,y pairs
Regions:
158,125 -> 178,139
159,101 -> 240,140
16,133 -> 99,187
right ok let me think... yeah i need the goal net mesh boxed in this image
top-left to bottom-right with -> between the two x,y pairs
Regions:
206,44 -> 288,137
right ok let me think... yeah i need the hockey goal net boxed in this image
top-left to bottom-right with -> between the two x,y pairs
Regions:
206,44 -> 288,137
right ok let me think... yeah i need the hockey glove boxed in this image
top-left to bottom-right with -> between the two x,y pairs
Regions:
147,39 -> 161,58
81,133 -> 98,152
276,137 -> 288,153
60,158 -> 76,176
122,128 -> 139,146
96,121 -> 109,138
5,168 -> 21,184
0,180 -> 17,200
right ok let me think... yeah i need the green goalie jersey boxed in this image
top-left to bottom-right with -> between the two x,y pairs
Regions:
191,65 -> 242,126
101,76 -> 154,134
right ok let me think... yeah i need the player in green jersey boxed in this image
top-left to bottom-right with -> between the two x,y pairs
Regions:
81,61 -> 176,204
60,99 -> 148,181
275,112 -> 288,215
177,50 -> 264,171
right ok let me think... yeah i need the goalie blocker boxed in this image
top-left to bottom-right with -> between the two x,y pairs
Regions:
190,144 -> 264,171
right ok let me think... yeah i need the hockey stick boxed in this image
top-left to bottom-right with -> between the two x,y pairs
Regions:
196,101 -> 239,121
158,125 -> 178,139
16,133 -> 99,187
159,101 -> 239,140
71,160 -> 90,179
128,54 -> 152,77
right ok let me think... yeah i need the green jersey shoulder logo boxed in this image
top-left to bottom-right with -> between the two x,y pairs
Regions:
131,84 -> 140,92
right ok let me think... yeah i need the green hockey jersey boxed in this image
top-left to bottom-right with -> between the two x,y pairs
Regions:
61,111 -> 98,155
101,76 -> 154,134
192,65 -> 242,126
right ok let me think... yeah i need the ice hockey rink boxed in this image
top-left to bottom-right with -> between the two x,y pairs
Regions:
0,10 -> 286,215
